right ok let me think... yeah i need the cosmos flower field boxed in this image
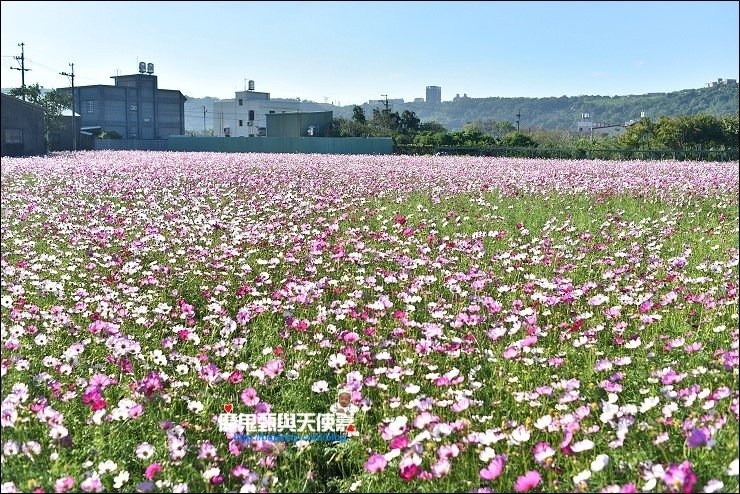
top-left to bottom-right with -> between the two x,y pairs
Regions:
1,151 -> 738,493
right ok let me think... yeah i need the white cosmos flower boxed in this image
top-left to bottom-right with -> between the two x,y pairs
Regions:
387,416 -> 407,437
702,480 -> 724,493
573,469 -> 591,484
534,414 -> 552,430
727,458 -> 739,476
328,353 -> 347,369
508,425 -> 530,445
624,338 -> 641,349
202,467 -> 220,481
590,454 -> 609,472
600,403 -> 619,423
384,448 -> 401,462
479,447 -> 496,463
571,439 -> 595,452
113,470 -> 129,489
311,380 -> 329,393
639,396 -> 660,413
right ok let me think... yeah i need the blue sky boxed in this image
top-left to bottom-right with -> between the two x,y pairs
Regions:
2,1 -> 738,105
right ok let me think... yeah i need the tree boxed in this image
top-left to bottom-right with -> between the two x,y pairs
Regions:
399,110 -> 421,134
464,119 -> 515,138
719,114 -> 739,149
352,106 -> 366,124
330,116 -> 368,137
419,121 -> 447,133
619,117 -> 656,149
500,132 -> 538,147
8,83 -> 71,148
371,108 -> 401,132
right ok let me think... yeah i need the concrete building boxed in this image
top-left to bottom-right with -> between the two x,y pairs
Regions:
266,111 -> 333,137
576,112 -> 630,138
59,63 -> 186,140
212,81 -> 300,137
426,86 -> 441,104
1,93 -> 46,156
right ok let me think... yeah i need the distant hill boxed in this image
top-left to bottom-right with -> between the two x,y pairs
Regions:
344,83 -> 740,132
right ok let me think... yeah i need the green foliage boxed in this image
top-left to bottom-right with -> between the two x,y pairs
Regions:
620,114 -> 738,151
500,131 -> 538,147
463,118 -> 516,138
352,105 -> 366,124
9,83 -> 71,147
98,131 -> 123,139
419,121 -> 447,133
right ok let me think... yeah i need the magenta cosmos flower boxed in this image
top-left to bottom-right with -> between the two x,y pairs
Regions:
144,463 -> 162,480
514,470 -> 541,492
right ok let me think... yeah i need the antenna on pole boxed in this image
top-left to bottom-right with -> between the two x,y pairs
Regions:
515,108 -> 522,132
203,105 -> 208,132
11,42 -> 31,101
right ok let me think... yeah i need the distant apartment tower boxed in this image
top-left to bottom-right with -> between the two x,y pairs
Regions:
426,86 -> 441,104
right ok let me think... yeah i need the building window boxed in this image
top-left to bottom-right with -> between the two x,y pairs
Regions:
86,101 -> 95,113
143,117 -> 151,123
238,99 -> 243,106
238,120 -> 243,126
130,105 -> 138,111
269,110 -> 275,114
248,110 -> 255,121
4,129 -> 22,143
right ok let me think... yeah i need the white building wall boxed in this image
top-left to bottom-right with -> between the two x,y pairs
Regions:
213,93 -> 300,137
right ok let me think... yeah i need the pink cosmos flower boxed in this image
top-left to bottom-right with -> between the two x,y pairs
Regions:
480,454 -> 506,481
54,476 -> 75,493
144,463 -> 162,480
262,359 -> 284,378
364,454 -> 387,473
663,460 -> 697,493
241,387 -> 259,406
532,442 -> 556,464
400,464 -> 420,481
514,470 -> 541,492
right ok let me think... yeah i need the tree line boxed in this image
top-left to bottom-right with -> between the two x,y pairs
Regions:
332,106 -> 739,160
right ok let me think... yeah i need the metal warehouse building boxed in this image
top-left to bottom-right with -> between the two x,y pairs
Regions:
1,93 -> 46,157
266,111 -> 333,137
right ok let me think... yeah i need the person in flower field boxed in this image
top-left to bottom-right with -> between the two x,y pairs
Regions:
330,389 -> 358,417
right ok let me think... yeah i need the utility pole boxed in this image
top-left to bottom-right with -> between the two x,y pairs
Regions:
11,42 -> 31,100
203,106 -> 208,132
515,108 -> 521,132
60,63 -> 76,151
379,94 -> 390,111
